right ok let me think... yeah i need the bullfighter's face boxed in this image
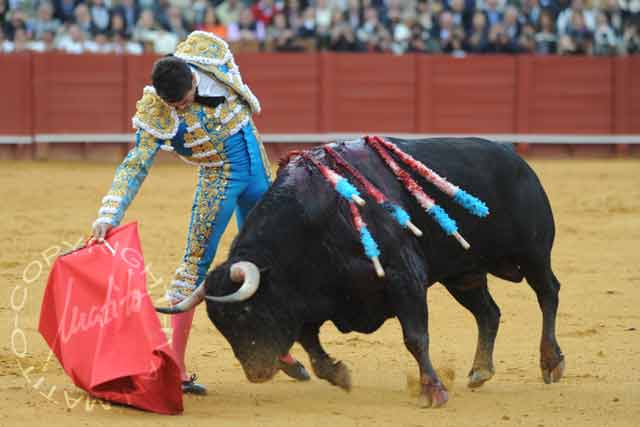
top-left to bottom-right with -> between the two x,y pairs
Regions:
204,264 -> 294,383
166,74 -> 197,111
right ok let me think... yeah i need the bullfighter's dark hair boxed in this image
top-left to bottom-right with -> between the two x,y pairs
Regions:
151,56 -> 193,103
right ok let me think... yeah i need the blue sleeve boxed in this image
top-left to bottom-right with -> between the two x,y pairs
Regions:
94,130 -> 161,227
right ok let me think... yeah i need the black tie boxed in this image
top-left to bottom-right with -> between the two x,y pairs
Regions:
195,89 -> 225,108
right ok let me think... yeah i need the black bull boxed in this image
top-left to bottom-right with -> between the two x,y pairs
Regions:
159,137 -> 565,407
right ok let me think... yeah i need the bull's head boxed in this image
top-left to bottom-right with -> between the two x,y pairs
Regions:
156,260 -> 297,382
155,156 -> 341,382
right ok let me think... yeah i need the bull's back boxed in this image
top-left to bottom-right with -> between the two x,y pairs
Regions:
385,137 -> 555,279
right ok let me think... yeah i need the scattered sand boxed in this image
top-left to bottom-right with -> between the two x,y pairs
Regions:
1,157 -> 639,426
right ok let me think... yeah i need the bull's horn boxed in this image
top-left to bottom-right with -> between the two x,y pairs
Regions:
155,282 -> 206,314
205,261 -> 260,303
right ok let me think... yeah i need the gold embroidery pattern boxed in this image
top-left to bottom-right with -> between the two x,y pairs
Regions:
175,31 -> 261,114
131,87 -> 179,140
166,163 -> 232,301
96,131 -> 160,226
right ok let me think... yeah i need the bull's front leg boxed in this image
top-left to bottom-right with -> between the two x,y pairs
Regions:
298,323 -> 352,391
389,273 -> 448,408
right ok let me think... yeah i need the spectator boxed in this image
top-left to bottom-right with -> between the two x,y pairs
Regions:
619,0 -> 640,25
198,6 -> 227,39
85,30 -> 113,53
111,0 -> 139,35
345,0 -> 362,30
483,0 -> 504,29
593,11 -> 618,54
357,6 -> 382,45
266,11 -> 303,50
298,6 -> 316,38
90,0 -> 110,32
503,6 -> 522,41
283,0 -> 301,34
535,10 -> 558,53
518,22 -> 537,52
602,0 -> 624,35
329,10 -> 361,51
435,10 -> 456,50
443,25 -> 467,55
316,0 -> 334,39
132,8 -> 159,46
416,0 -> 435,34
448,0 -> 471,33
0,0 -> 8,30
487,22 -> 520,53
53,0 -> 77,23
559,11 -> 593,54
153,0 -> 171,31
467,9 -> 490,53
4,7 -> 28,40
227,7 -> 262,41
618,21 -> 639,54
12,26 -> 29,52
31,2 -> 61,40
391,14 -> 414,54
0,26 -> 14,52
557,0 -> 596,35
109,12 -> 127,35
521,0 -> 542,28
191,0 -> 208,26
29,29 -> 56,51
74,3 -> 95,37
166,6 -> 188,41
112,30 -> 143,54
252,0 -> 280,27
57,23 -> 87,53
218,0 -> 243,26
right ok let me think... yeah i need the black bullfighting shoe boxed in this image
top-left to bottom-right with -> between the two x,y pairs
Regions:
278,358 -> 311,381
182,373 -> 207,395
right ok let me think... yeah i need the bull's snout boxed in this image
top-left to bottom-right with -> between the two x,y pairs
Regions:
241,355 -> 280,383
244,364 -> 279,383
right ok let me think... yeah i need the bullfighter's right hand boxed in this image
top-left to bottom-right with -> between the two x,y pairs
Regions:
92,222 -> 112,241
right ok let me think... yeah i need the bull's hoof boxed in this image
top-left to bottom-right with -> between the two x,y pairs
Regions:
331,361 -> 352,392
312,359 -> 352,392
542,357 -> 565,384
467,368 -> 494,388
418,383 -> 448,408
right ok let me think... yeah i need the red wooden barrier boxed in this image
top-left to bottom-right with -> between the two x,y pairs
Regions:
418,55 -> 517,133
524,56 -> 614,134
0,53 -> 33,160
0,53 -> 33,136
321,53 -> 416,132
1,53 -> 639,160
32,53 -> 127,133
238,53 -> 321,133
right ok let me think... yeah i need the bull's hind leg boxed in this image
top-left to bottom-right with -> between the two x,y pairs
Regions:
298,323 -> 352,391
443,274 -> 500,388
388,272 -> 448,408
521,257 -> 565,384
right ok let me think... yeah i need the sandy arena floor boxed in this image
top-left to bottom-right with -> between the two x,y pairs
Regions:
1,155 -> 639,426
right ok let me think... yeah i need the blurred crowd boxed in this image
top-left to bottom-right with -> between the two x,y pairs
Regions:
1,0 -> 639,56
